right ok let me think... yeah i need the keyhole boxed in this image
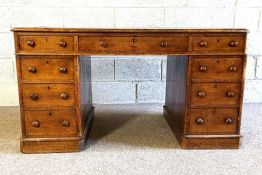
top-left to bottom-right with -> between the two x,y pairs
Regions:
217,39 -> 220,42
46,60 -> 49,64
47,86 -> 50,89
132,38 -> 135,43
49,112 -> 52,116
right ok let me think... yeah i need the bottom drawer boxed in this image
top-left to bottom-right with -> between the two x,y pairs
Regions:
188,108 -> 238,134
24,109 -> 77,137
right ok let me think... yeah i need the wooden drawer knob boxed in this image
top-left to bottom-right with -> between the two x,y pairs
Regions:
59,40 -> 67,48
198,91 -> 206,97
229,41 -> 239,47
26,40 -> 35,47
100,40 -> 108,48
199,41 -> 208,47
229,66 -> 237,72
196,118 -> 204,125
199,66 -> 207,72
30,94 -> 38,101
224,117 -> 233,124
160,41 -> 168,47
28,67 -> 37,73
32,120 -> 40,128
59,67 -> 68,73
60,92 -> 69,100
226,91 -> 234,97
62,120 -> 70,127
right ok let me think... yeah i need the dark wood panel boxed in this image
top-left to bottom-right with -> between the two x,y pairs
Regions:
75,56 -> 93,135
164,55 -> 189,142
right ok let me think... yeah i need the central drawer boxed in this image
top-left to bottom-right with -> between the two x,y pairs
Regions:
79,36 -> 132,54
78,35 -> 188,54
24,109 -> 77,137
190,83 -> 241,106
22,83 -> 75,108
133,35 -> 188,54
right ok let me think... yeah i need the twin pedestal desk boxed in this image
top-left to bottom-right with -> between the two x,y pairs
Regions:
12,28 -> 247,153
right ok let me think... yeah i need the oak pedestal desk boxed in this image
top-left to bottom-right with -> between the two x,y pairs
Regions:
12,28 -> 247,153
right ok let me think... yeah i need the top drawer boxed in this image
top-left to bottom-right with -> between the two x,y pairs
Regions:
78,35 -> 188,54
189,36 -> 245,53
18,35 -> 74,53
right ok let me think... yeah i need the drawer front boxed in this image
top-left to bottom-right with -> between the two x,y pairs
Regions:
133,35 -> 187,54
188,108 -> 238,134
21,57 -> 74,81
24,110 -> 77,137
79,36 -> 132,54
189,36 -> 245,53
190,83 -> 241,106
19,35 -> 74,52
191,57 -> 243,81
22,84 -> 75,108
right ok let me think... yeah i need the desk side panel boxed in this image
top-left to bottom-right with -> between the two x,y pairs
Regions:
164,55 -> 188,144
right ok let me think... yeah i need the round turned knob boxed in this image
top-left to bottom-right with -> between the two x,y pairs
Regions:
160,41 -> 168,47
196,118 -> 204,125
224,117 -> 233,124
226,91 -> 234,97
62,120 -> 70,127
199,66 -> 207,72
100,40 -> 108,48
28,67 -> 37,73
199,41 -> 208,47
229,41 -> 239,47
229,66 -> 237,72
30,94 -> 38,101
198,91 -> 206,97
59,67 -> 68,73
32,120 -> 40,128
60,92 -> 69,100
59,40 -> 67,48
26,40 -> 35,47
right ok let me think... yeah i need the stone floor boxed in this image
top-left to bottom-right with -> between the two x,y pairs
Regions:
0,104 -> 261,175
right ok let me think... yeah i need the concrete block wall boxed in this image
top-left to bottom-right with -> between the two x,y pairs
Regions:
0,0 -> 262,105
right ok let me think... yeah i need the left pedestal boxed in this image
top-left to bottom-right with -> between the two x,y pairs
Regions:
16,55 -> 94,153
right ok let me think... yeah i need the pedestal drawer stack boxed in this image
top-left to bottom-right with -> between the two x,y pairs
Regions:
14,33 -> 93,153
183,34 -> 246,148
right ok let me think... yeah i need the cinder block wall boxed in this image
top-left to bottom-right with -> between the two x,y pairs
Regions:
0,0 -> 262,105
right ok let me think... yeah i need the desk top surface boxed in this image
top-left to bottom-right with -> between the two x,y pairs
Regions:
11,27 -> 248,33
